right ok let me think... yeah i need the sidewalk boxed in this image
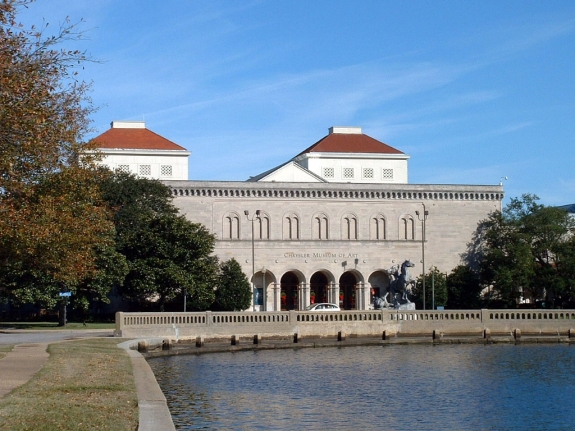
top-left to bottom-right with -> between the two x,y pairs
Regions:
0,329 -> 113,398
0,342 -> 49,398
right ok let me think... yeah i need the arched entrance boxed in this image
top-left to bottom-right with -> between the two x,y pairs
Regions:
368,270 -> 390,304
254,269 -> 277,311
339,272 -> 357,310
310,272 -> 329,304
280,272 -> 299,311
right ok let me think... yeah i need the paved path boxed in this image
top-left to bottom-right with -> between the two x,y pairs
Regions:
0,342 -> 49,398
0,330 -> 110,398
0,329 -> 111,345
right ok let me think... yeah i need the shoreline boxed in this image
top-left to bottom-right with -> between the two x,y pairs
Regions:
140,334 -> 575,359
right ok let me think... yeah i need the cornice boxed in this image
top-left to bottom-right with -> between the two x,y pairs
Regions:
164,180 -> 504,202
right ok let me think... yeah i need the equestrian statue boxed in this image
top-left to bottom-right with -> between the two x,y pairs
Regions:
373,259 -> 416,309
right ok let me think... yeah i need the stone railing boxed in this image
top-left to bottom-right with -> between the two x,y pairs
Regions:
115,309 -> 575,340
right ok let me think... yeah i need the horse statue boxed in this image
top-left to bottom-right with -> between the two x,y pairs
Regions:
373,260 -> 416,309
392,259 -> 416,303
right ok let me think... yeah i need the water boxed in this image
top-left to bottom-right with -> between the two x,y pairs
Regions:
148,344 -> 575,430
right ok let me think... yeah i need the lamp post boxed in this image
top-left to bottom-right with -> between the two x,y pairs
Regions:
262,267 -> 267,311
415,204 -> 429,310
244,210 -> 261,311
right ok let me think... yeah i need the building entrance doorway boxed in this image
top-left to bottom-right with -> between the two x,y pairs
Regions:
368,271 -> 390,305
280,272 -> 299,310
310,272 -> 329,304
339,272 -> 357,310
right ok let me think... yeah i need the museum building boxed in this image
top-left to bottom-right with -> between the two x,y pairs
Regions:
94,122 -> 504,312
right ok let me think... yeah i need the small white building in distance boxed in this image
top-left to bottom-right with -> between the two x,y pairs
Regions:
92,121 -> 190,180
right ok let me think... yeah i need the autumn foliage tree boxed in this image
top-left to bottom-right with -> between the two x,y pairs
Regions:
0,1 -> 117,320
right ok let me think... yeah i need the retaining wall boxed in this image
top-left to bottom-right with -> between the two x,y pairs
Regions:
115,309 -> 575,340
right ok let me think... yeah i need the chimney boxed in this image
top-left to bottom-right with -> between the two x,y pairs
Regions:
111,121 -> 146,129
328,126 -> 362,134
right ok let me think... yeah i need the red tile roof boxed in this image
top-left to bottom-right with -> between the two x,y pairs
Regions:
296,132 -> 403,157
92,127 -> 187,151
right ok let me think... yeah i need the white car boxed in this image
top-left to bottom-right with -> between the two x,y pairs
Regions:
304,303 -> 341,311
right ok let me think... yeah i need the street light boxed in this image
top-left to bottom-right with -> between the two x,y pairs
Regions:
415,204 -> 429,310
244,209 -> 261,311
262,267 -> 267,311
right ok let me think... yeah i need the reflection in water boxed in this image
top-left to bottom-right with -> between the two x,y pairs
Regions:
148,344 -> 575,430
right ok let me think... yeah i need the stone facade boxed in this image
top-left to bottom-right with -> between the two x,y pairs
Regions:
166,180 -> 503,311
93,121 -> 504,312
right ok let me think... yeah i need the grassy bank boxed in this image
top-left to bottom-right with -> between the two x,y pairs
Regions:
0,322 -> 115,330
0,338 -> 138,430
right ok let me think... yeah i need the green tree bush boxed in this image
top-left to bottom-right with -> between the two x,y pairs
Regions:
99,170 -> 218,311
411,267 -> 448,310
213,258 -> 252,311
446,265 -> 483,309
470,194 -> 575,308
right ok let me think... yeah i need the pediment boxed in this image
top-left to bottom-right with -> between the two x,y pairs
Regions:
253,161 -> 326,183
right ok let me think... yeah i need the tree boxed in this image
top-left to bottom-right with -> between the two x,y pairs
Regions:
446,265 -> 482,309
99,170 -> 218,311
411,267 -> 448,310
0,1 -> 114,323
213,258 -> 252,311
473,194 -> 575,307
1,168 -> 119,322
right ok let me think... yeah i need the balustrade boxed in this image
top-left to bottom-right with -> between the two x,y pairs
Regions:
115,309 -> 575,339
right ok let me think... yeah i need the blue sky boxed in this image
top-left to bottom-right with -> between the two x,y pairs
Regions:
19,1 -> 575,206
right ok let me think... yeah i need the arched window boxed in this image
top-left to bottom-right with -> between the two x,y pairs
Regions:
256,214 -> 270,239
223,213 -> 240,240
400,216 -> 414,240
370,215 -> 386,240
283,213 -> 300,240
313,213 -> 329,240
342,214 -> 358,240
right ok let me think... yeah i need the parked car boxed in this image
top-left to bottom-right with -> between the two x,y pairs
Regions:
304,303 -> 340,311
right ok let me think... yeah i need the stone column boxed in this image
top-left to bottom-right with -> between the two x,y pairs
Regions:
273,282 -> 281,311
328,282 -> 336,304
261,269 -> 267,311
355,282 -> 364,310
298,282 -> 309,310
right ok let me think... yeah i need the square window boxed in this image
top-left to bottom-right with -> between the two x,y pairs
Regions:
343,167 -> 354,179
117,164 -> 130,173
160,165 -> 173,176
382,168 -> 394,180
323,167 -> 335,178
139,165 -> 151,176
363,168 -> 374,179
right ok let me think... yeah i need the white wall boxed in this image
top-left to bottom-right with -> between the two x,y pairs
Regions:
98,151 -> 189,180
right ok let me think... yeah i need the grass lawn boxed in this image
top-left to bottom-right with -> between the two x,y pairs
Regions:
0,338 -> 138,430
0,322 -> 115,330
